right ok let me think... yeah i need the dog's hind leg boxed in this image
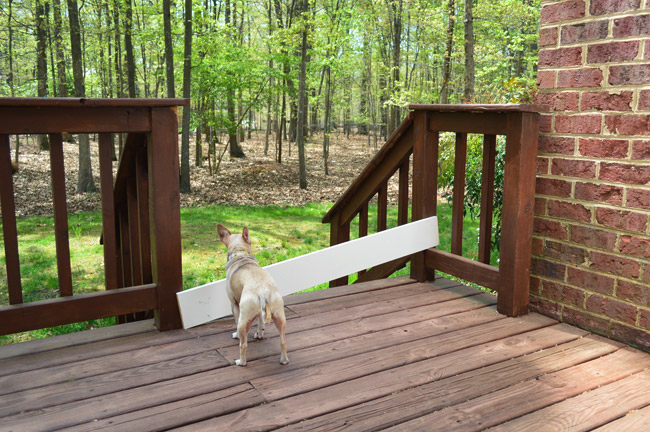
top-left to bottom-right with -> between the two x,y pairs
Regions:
254,314 -> 265,339
231,303 -> 240,339
235,317 -> 255,366
272,311 -> 289,365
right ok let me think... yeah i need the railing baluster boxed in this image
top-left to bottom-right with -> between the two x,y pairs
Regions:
377,183 -> 388,232
127,176 -> 143,286
49,133 -> 73,297
398,158 -> 409,226
329,213 -> 350,288
119,206 -> 133,287
479,134 -> 496,264
451,133 -> 467,256
136,143 -> 152,284
0,134 -> 22,304
98,133 -> 119,291
358,204 -> 368,279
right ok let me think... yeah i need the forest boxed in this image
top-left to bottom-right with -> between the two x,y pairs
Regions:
0,0 -> 541,191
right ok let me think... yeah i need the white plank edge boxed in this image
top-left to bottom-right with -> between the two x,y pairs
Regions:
176,216 -> 439,329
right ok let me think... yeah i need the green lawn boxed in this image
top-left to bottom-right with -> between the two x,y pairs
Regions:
0,201 -> 499,344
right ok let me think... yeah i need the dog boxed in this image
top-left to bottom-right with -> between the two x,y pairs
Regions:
217,224 -> 289,366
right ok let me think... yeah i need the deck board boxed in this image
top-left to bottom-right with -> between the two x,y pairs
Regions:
1,277 -> 649,432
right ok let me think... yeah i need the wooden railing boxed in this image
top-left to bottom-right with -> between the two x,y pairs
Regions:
323,104 -> 544,317
0,98 -> 187,334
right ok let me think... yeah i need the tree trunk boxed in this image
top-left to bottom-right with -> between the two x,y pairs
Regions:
52,0 -> 67,97
323,66 -> 332,175
463,0 -> 475,101
163,0 -> 175,98
388,0 -> 402,137
35,0 -> 49,151
113,0 -> 124,98
225,0 -> 246,158
180,0 -> 192,193
68,0 -> 97,193
296,0 -> 309,190
124,0 -> 137,97
439,0 -> 456,104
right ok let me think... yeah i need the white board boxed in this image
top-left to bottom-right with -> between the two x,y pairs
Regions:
176,216 -> 439,329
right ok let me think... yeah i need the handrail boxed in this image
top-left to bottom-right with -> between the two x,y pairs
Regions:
323,104 -> 545,317
0,98 -> 188,335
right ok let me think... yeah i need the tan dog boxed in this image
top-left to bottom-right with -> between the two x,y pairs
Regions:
217,224 -> 289,366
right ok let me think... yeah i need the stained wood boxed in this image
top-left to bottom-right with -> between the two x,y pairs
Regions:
408,104 -> 547,113
0,284 -> 157,335
278,335 -> 623,432
426,248 -> 500,290
48,133 -> 73,297
451,132 -> 467,256
358,204 -> 369,278
593,404 -> 650,431
0,134 -> 22,304
385,348 -> 650,432
428,111 -> 508,135
485,363 -> 650,432
497,112 -> 539,317
149,107 -> 183,330
398,157 -> 410,225
127,175 -> 143,286
0,97 -> 189,107
135,144 -> 152,284
479,133 -> 496,264
377,182 -> 388,231
98,133 -> 119,291
328,212 -> 350,287
354,255 -> 409,284
118,206 -> 133,287
174,324 -> 586,432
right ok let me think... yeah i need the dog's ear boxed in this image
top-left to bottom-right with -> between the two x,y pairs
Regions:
242,227 -> 251,244
217,224 -> 231,243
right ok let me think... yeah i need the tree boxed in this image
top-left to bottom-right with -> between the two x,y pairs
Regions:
296,0 -> 309,189
68,0 -> 97,193
124,0 -> 137,97
225,0 -> 246,158
463,0 -> 475,101
52,0 -> 67,97
35,0 -> 49,150
180,0 -> 192,193
439,0 -> 456,104
163,0 -> 175,98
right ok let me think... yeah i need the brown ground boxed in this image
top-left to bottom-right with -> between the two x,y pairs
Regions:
8,130 -> 387,218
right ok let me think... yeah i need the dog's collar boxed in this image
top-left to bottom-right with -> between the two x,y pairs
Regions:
225,251 -> 258,275
227,251 -> 251,262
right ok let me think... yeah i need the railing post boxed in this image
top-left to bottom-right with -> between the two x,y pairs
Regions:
0,134 -> 22,304
149,107 -> 183,330
410,110 -> 437,282
329,212 -> 350,287
498,112 -> 539,317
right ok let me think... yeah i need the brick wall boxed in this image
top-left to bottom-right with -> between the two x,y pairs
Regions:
533,0 -> 650,351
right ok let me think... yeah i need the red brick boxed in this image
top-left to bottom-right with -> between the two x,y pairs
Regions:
534,217 -> 569,240
590,251 -> 641,278
539,47 -> 582,68
586,294 -> 638,325
555,114 -> 602,134
567,267 -> 615,295
532,257 -> 567,280
631,140 -> 650,159
532,237 -> 544,256
537,71 -> 555,89
542,280 -> 585,307
536,177 -> 572,198
530,295 -> 563,321
557,68 -> 604,88
541,1 -> 586,24
578,138 -> 629,158
548,200 -> 592,223
581,92 -> 633,112
562,306 -> 610,336
540,115 -> 553,133
530,276 -> 542,295
561,21 -> 609,44
544,240 -> 588,265
646,40 -> 650,60
610,322 -> 650,351
535,198 -> 548,216
638,90 -> 650,111
538,136 -> 575,155
570,224 -> 618,250
587,41 -> 639,64
591,0 -> 641,16
535,92 -> 579,112
619,235 -> 650,259
640,310 -> 650,330
613,14 -> 650,37
551,159 -> 596,179
596,207 -> 647,233
599,162 -> 650,185
605,115 -> 650,136
626,188 -> 650,209
539,27 -> 558,47
537,157 -> 549,175
574,182 -> 623,205
609,65 -> 650,86
617,280 -> 650,307
645,264 -> 650,284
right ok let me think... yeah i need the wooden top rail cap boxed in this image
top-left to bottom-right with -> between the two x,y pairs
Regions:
0,97 -> 190,107
409,103 -> 549,113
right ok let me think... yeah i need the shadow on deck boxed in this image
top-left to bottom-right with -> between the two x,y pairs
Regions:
2,276 -> 650,431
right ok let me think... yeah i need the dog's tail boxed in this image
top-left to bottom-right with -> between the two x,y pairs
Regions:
260,294 -> 273,324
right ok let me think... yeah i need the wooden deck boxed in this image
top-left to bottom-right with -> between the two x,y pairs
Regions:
2,276 -> 650,432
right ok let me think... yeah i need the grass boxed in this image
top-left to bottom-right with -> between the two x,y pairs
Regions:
0,201 -> 499,345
